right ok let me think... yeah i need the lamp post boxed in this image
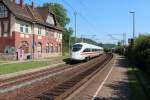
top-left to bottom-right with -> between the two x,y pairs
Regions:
74,11 -> 77,43
129,11 -> 135,40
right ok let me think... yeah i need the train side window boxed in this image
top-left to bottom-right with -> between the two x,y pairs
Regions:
83,48 -> 90,52
72,44 -> 83,52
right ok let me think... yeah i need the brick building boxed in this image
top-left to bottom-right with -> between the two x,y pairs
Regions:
0,0 -> 63,59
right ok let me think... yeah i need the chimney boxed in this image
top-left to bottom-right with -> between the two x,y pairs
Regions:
19,0 -> 24,8
31,1 -> 35,10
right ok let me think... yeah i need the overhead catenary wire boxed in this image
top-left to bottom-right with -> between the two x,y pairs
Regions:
61,0 -> 98,36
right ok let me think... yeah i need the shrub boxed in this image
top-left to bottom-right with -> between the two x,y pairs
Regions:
134,35 -> 150,73
104,48 -> 111,53
126,35 -> 150,74
115,46 -> 125,55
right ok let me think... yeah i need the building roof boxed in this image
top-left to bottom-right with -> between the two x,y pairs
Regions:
0,0 -> 63,32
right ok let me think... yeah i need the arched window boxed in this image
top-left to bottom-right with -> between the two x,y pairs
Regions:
37,42 -> 42,53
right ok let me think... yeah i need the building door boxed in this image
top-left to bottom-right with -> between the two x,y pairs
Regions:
21,41 -> 29,53
37,42 -> 42,53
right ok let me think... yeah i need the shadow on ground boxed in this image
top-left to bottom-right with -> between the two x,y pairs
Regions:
63,58 -> 82,65
92,56 -> 131,100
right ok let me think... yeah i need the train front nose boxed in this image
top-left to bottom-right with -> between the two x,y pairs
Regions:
71,52 -> 79,60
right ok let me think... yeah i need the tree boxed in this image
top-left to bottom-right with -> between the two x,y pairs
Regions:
63,27 -> 73,53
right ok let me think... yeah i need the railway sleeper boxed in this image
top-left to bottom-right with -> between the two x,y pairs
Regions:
52,88 -> 66,92
67,80 -> 80,83
58,84 -> 74,88
37,54 -> 113,100
44,92 -> 59,97
55,86 -> 70,90
37,95 -> 55,100
64,81 -> 77,85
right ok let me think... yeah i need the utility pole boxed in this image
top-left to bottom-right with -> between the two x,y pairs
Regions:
69,34 -> 71,56
32,22 -> 35,60
74,11 -> 77,43
81,35 -> 84,42
122,33 -> 126,46
129,11 -> 135,40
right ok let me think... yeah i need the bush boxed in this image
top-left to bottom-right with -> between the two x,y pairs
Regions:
104,48 -> 111,53
125,35 -> 150,74
115,46 -> 125,55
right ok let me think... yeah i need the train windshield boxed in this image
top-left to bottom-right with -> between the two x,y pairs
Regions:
72,44 -> 83,52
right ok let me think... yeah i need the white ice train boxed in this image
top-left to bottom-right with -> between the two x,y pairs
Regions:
71,43 -> 104,61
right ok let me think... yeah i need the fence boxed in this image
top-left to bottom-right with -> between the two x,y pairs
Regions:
0,53 -> 62,61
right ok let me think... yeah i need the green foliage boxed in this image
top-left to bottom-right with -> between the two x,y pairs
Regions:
104,48 -> 111,53
125,35 -> 150,74
128,66 -> 148,100
115,46 -> 125,55
0,59 -> 62,74
102,44 -> 116,49
77,38 -> 99,45
62,27 -> 73,52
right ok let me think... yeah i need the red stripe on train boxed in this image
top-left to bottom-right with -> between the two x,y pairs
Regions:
80,52 -> 99,55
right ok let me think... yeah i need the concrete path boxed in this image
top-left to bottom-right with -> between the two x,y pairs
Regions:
93,55 -> 131,100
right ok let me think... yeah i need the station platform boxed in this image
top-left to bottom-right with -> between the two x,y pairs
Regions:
66,54 -> 131,100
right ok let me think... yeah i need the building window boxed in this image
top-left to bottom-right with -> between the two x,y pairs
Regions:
46,14 -> 55,25
20,24 -> 29,33
38,27 -> 42,35
25,25 -> 29,33
0,3 -> 8,18
46,31 -> 48,36
3,21 -> 8,33
20,24 -> 24,33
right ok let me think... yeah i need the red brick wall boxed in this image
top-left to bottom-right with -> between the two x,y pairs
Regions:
13,31 -> 33,53
0,35 -> 15,53
0,31 -> 62,53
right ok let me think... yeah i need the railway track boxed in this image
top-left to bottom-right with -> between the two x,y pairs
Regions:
0,54 -> 112,100
0,62 -> 81,89
35,53 -> 113,100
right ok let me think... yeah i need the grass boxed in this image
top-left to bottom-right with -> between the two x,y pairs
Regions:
128,66 -> 148,100
0,54 -> 70,75
0,57 -> 65,75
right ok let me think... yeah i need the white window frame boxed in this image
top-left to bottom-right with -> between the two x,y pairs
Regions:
3,21 -> 8,33
46,14 -> 55,25
20,24 -> 24,33
46,31 -> 48,36
38,27 -> 42,35
20,24 -> 29,33
25,25 -> 29,33
0,3 -> 8,18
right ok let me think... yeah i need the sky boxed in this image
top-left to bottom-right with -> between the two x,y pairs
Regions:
24,0 -> 150,44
